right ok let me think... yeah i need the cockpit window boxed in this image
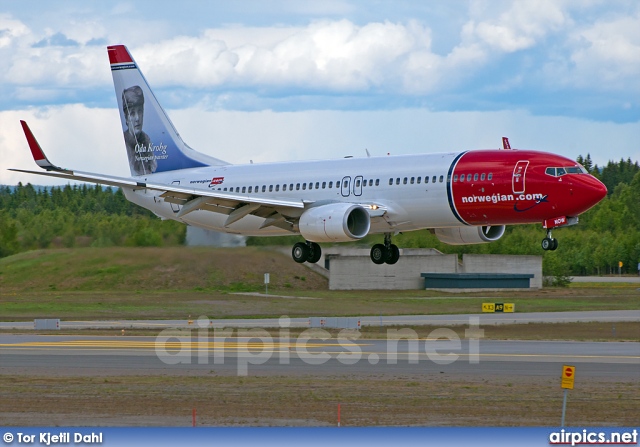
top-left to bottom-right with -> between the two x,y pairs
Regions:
545,165 -> 587,177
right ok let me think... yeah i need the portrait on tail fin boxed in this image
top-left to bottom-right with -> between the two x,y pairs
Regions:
122,85 -> 157,175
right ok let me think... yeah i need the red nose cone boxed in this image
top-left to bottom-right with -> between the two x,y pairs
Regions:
576,175 -> 607,213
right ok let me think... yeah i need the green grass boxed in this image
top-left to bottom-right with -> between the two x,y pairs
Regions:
1,247 -> 638,321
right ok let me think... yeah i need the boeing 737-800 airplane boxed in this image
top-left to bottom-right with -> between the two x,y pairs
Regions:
12,45 -> 607,265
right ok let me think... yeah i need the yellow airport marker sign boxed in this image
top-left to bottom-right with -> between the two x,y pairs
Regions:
561,365 -> 575,390
482,303 -> 515,313
482,303 -> 495,312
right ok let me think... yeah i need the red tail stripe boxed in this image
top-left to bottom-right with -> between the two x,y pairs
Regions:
20,120 -> 46,162
108,45 -> 133,64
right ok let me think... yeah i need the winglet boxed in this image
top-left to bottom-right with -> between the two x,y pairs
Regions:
502,137 -> 511,150
20,120 -> 67,172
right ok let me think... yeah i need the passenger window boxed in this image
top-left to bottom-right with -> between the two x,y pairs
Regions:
432,176 -> 437,183
425,176 -> 430,184
466,174 -> 472,181
396,178 -> 400,185
453,175 -> 458,182
322,182 -> 326,189
302,183 -> 306,190
481,173 -> 485,181
336,181 -> 341,188
389,178 -> 393,185
410,177 -> 415,184
369,179 -> 373,186
375,179 -> 379,186
356,180 -> 360,187
488,173 -> 493,180
308,183 -> 313,190
262,186 -> 266,192
417,177 -> 421,184
248,186 -> 252,193
283,184 -> 287,191
403,177 -> 408,184
269,185 -> 273,192
276,185 -> 279,191
223,187 -> 228,191
473,173 -> 478,181
328,181 -> 333,188
242,187 -> 247,193
439,175 -> 444,183
296,183 -> 300,190
315,182 -> 319,189
236,187 -> 240,193
290,184 -> 294,190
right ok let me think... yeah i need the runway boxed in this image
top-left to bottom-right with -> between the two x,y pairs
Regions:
1,334 -> 638,378
1,310 -> 638,330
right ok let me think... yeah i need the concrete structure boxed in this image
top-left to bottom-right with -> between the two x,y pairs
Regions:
186,227 -> 246,247
324,248 -> 542,290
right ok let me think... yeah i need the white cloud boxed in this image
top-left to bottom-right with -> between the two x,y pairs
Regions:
0,14 -> 29,48
461,0 -> 566,52
568,12 -> 640,89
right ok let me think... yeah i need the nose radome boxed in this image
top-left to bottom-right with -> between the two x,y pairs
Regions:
579,175 -> 607,210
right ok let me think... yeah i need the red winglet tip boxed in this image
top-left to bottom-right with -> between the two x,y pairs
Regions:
20,120 -> 46,162
107,45 -> 133,64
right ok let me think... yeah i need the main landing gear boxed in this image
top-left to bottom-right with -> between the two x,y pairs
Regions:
291,235 -> 401,265
292,241 -> 322,264
370,233 -> 400,265
541,229 -> 558,251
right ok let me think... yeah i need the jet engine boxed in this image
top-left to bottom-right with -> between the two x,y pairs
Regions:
434,225 -> 506,245
299,203 -> 371,242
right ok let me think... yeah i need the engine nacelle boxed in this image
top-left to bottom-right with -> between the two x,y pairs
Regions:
299,203 -> 371,242
434,225 -> 506,245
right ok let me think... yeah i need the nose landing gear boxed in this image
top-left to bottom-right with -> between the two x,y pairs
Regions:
541,229 -> 558,251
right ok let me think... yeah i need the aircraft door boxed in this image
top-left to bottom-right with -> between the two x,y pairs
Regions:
353,175 -> 363,196
341,176 -> 351,197
170,180 -> 181,213
512,161 -> 529,194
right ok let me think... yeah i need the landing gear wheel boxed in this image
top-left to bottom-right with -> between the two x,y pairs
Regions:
541,237 -> 558,251
370,244 -> 388,265
385,244 -> 400,265
307,242 -> 322,263
292,242 -> 310,263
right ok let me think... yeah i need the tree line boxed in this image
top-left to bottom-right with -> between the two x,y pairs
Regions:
1,156 -> 639,276
0,183 -> 185,258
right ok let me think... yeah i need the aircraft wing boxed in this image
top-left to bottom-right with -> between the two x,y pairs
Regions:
12,121 -> 305,231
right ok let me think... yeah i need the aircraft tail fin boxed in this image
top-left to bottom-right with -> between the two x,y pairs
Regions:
108,45 -> 228,177
502,137 -> 512,150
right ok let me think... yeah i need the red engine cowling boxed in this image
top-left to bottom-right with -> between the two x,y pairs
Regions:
434,225 -> 506,245
299,203 -> 371,242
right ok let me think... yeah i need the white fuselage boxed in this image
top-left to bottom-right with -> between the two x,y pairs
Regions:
123,152 -> 461,236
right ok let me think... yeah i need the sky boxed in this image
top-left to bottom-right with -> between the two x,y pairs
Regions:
1,0 -> 639,185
